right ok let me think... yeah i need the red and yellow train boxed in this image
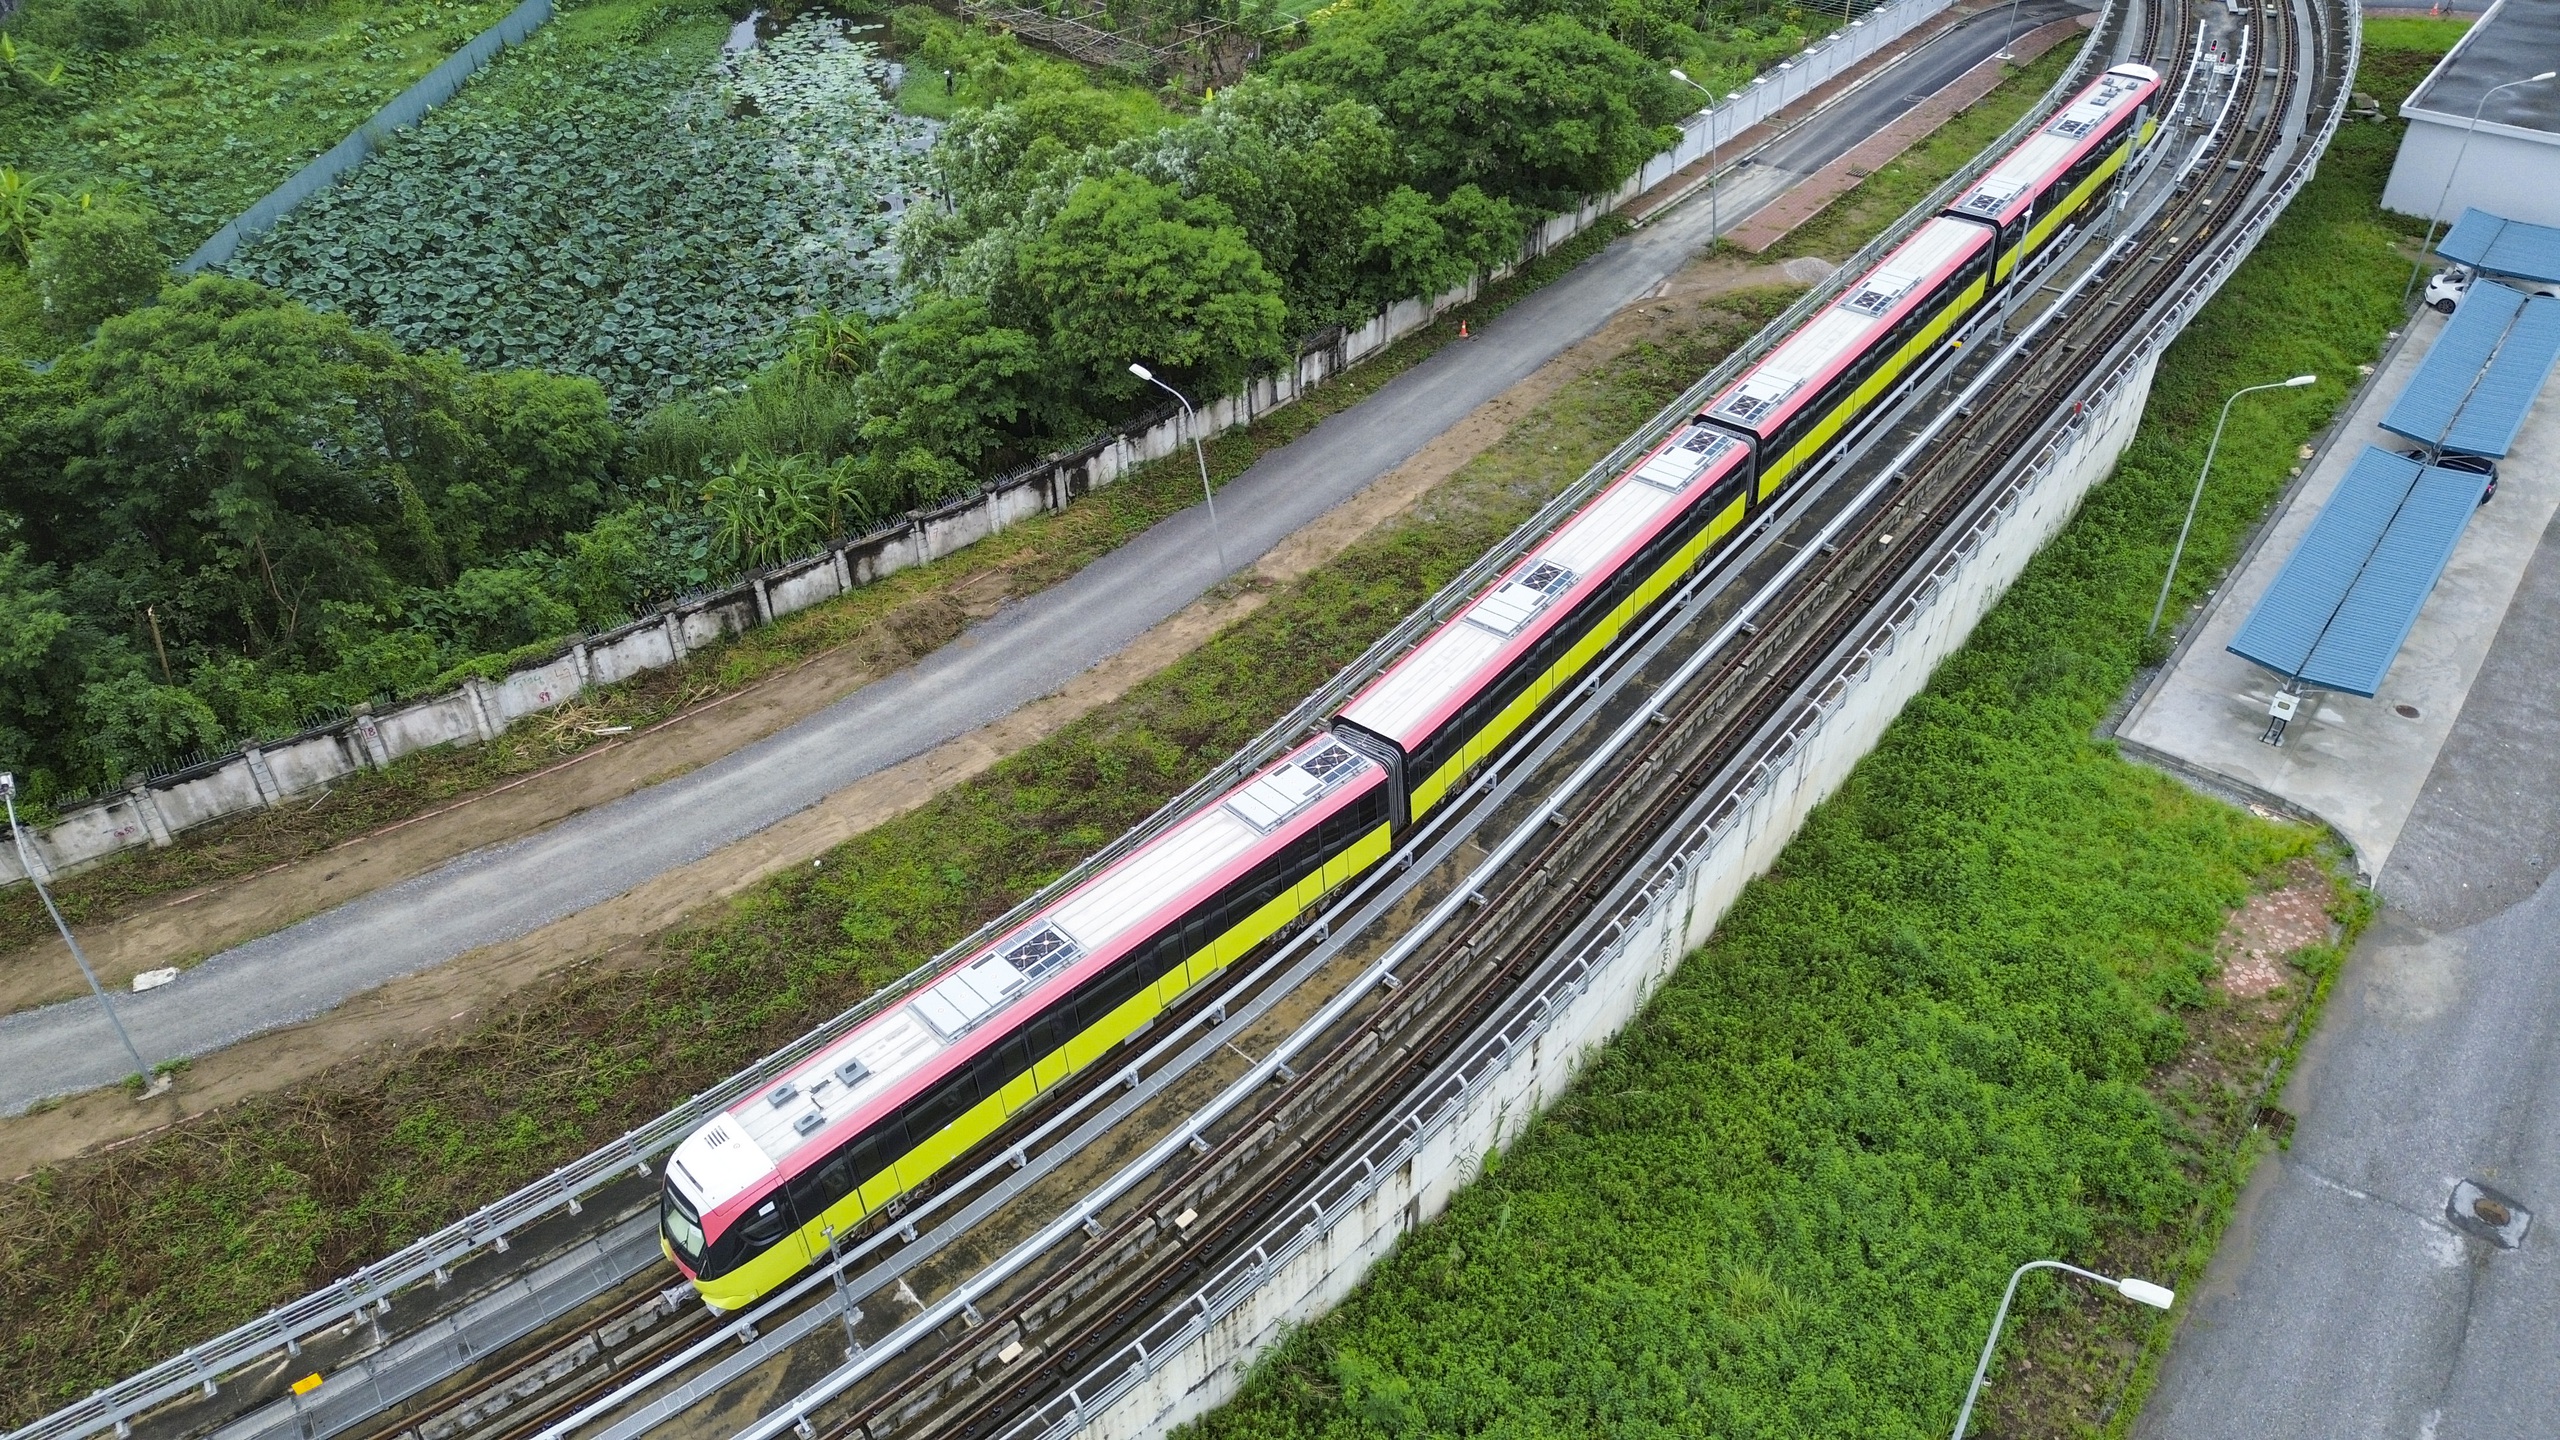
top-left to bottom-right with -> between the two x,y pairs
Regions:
660,61 -> 2162,1311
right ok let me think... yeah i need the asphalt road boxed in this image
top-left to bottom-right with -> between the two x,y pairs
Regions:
0,0 -> 2092,1112
2135,510 -> 2560,1437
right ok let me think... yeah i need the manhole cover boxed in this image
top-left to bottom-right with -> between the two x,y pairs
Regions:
2448,1179 -> 2531,1248
2395,704 -> 2422,719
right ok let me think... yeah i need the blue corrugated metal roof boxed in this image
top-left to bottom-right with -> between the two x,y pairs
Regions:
2228,446 -> 2484,698
2380,287 -> 2560,458
2437,209 -> 2560,285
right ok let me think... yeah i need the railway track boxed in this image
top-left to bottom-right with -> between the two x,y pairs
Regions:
727,1 -> 2350,1436
65,5 -> 2349,1440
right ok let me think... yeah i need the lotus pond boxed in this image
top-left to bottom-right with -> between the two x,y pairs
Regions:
225,0 -> 924,409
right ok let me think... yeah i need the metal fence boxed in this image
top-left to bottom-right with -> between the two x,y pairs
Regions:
179,0 -> 556,274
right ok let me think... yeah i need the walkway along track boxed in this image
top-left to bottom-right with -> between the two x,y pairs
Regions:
725,0 -> 2352,1435
31,3 -> 2351,1440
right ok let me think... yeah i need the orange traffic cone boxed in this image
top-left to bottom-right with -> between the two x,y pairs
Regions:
1459,320 -> 1471,339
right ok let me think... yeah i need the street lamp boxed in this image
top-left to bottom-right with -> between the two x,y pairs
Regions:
1,772 -> 166,1098
1128,363 -> 1229,575
1995,0 -> 2025,62
2403,70 -> 2557,308
1950,1260 -> 2176,1440
2148,374 -> 2317,638
1668,69 -> 1724,241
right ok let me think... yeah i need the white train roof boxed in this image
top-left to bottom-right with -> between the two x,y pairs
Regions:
667,734 -> 1377,1217
1947,64 -> 2161,226
1702,216 -> 1992,438
1338,424 -> 1750,748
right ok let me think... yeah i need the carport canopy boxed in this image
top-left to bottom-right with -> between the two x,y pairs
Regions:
2380,283 -> 2560,458
2227,446 -> 2483,698
2436,208 -> 2560,286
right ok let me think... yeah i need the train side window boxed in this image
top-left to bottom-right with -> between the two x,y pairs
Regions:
739,1198 -> 792,1247
908,1074 -> 973,1135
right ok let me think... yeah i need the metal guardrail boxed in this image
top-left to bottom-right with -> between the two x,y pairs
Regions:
12,20 -> 2126,1440
203,1218 -> 664,1440
993,8 -> 2359,1433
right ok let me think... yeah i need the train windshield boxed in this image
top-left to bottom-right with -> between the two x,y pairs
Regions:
662,1188 -> 705,1264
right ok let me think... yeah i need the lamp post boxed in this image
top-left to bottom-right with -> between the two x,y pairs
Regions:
1996,0 -> 2025,62
1950,1260 -> 2177,1440
2148,374 -> 2317,638
1128,363 -> 1229,575
1,772 -> 165,1097
1668,69 -> 1723,241
2403,70 -> 2556,308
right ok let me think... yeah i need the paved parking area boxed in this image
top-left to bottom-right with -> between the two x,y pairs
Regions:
2135,506 -> 2560,1440
2117,308 -> 2560,878
2129,301 -> 2560,1438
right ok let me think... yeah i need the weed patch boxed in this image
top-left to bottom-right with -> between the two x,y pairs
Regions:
0,0 -> 518,254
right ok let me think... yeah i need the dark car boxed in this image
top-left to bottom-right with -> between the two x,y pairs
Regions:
2402,446 -> 2498,505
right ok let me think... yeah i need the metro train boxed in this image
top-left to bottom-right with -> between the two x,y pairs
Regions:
659,61 -> 2163,1311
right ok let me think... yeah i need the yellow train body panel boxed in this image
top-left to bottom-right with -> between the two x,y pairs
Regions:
1756,271 -> 1990,502
1409,490 -> 1748,821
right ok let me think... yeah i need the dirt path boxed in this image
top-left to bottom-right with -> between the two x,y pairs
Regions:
0,253 -> 1784,1175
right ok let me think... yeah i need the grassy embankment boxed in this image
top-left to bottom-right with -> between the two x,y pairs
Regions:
0,253 -> 1796,1422
1182,26 -> 2459,1440
0,214 -> 1626,962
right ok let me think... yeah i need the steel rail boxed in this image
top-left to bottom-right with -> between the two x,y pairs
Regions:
985,4 -> 2354,1432
855,5 -> 2344,1424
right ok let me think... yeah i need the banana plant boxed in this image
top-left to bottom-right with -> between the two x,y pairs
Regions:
0,167 -> 65,264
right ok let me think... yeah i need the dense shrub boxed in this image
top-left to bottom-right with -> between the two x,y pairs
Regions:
27,199 -> 162,335
0,277 -> 622,793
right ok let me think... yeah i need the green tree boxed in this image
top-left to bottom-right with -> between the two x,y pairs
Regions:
79,671 -> 226,781
408,360 -> 620,572
1272,0 -> 1683,213
30,200 -> 167,338
0,543 -> 104,794
1118,80 -> 1409,327
1011,172 -> 1287,412
1356,182 -> 1523,301
858,294 -> 1044,479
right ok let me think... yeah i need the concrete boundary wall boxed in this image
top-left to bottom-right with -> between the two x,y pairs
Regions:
1051,345 -> 2163,1440
1,0 -> 1963,890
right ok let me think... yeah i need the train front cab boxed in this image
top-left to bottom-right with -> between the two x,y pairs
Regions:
668,752 -> 1395,1310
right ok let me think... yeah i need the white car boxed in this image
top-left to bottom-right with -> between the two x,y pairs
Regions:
2424,265 -> 2559,314
2425,264 -> 2472,313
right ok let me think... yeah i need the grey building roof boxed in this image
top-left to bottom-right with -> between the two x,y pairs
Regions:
2403,0 -> 2560,136
2228,446 -> 2485,698
2438,207 -> 2560,283
2381,284 -> 2560,457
